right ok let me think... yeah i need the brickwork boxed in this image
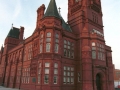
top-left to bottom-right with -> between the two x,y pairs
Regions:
0,0 -> 115,90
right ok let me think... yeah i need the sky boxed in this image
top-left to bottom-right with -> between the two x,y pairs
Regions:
0,0 -> 120,69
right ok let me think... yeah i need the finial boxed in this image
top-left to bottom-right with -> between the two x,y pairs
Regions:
12,23 -> 13,29
58,7 -> 61,14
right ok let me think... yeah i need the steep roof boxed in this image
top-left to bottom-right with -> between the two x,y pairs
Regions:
44,0 -> 61,19
60,15 -> 72,32
43,0 -> 72,32
7,27 -> 20,39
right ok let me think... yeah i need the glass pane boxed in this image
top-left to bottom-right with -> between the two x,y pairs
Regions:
64,45 -> 67,48
67,67 -> 70,71
40,44 -> 42,53
55,44 -> 59,53
71,67 -> 74,71
54,69 -> 58,74
55,34 -> 59,38
46,43 -> 51,52
64,49 -> 67,56
44,75 -> 49,84
68,46 -> 70,49
54,76 -> 57,84
45,68 -> 49,74
67,72 -> 70,76
67,77 -> 70,83
68,41 -> 70,45
71,77 -> 74,84
92,42 -> 96,46
71,72 -> 74,76
46,38 -> 51,42
45,63 -> 50,67
38,68 -> 41,74
54,63 -> 58,68
55,39 -> 59,43
92,47 -> 96,50
64,71 -> 66,76
64,66 -> 66,70
63,77 -> 66,84
92,51 -> 96,59
47,32 -> 51,37
64,40 -> 67,44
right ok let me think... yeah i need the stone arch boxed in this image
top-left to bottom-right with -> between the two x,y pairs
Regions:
95,71 -> 107,90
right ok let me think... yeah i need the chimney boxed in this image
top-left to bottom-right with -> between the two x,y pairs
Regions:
37,4 -> 45,20
19,26 -> 24,41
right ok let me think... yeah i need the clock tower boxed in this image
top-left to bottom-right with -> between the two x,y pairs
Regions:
68,0 -> 114,90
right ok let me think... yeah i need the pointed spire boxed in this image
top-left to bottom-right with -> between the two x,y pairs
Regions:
44,0 -> 61,19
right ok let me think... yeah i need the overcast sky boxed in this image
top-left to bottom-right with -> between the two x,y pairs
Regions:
0,0 -> 120,69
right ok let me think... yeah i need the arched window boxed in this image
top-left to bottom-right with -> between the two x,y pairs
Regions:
96,74 -> 101,90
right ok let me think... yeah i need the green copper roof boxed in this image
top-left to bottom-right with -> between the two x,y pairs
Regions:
7,27 -> 20,39
44,0 -> 61,19
43,0 -> 72,32
60,15 -> 72,32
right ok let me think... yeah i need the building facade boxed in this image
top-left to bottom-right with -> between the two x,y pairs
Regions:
114,67 -> 120,88
0,0 -> 115,90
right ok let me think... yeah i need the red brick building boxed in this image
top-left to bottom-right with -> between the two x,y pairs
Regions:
0,0 -> 115,90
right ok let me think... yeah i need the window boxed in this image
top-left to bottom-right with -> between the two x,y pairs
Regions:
47,32 -> 51,37
28,45 -> 32,60
46,32 -> 51,52
53,76 -> 57,84
45,69 -> 49,74
64,40 -> 74,58
44,63 -> 50,84
63,66 -> 74,84
55,44 -> 59,53
92,42 -> 96,59
92,12 -> 98,23
45,63 -> 50,67
97,43 -> 105,60
22,67 -> 30,84
38,62 -> 41,83
16,67 -> 21,83
24,48 -> 26,61
92,42 -> 105,60
40,34 -> 43,53
46,43 -> 51,52
44,75 -> 49,84
40,44 -> 42,53
53,63 -> 58,84
55,33 -> 59,53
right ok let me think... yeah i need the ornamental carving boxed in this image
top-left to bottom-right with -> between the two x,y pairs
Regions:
82,51 -> 91,58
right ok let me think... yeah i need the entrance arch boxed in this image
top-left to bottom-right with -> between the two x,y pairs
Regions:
96,74 -> 101,90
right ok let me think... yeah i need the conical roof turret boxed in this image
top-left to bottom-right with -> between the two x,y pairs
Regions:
44,0 -> 61,19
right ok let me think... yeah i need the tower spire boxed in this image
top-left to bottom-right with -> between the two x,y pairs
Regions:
44,0 -> 61,19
